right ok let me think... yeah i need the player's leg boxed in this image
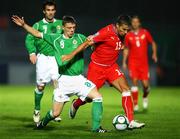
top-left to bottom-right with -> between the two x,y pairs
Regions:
37,88 -> 66,129
50,56 -> 62,122
111,76 -> 134,122
52,80 -> 62,122
140,66 -> 150,109
108,64 -> 145,129
87,88 -> 106,132
33,84 -> 46,123
77,75 -> 106,132
131,78 -> 139,111
129,65 -> 140,111
141,80 -> 150,109
37,101 -> 64,129
33,54 -> 50,122
69,62 -> 105,119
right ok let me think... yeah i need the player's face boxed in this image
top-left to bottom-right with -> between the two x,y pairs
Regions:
131,18 -> 141,30
63,23 -> 76,38
116,24 -> 129,36
43,5 -> 56,21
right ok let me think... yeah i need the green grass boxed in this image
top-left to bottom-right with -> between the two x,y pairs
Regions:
0,85 -> 180,139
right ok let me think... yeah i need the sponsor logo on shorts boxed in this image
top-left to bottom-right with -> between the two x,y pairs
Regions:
85,82 -> 92,87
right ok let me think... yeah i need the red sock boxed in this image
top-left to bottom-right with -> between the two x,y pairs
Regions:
73,98 -> 86,109
122,91 -> 134,122
131,86 -> 138,106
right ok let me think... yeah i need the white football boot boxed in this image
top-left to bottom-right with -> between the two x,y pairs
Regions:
128,120 -> 145,129
33,110 -> 40,123
54,117 -> 62,122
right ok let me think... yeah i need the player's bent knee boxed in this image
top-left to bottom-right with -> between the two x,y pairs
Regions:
37,85 -> 45,92
93,97 -> 103,102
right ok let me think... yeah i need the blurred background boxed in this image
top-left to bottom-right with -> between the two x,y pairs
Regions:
0,0 -> 179,86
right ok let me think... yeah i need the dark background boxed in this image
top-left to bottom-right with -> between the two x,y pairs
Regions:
0,0 -> 179,85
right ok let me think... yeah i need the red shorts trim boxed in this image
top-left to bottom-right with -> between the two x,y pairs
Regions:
87,62 -> 124,89
128,63 -> 149,80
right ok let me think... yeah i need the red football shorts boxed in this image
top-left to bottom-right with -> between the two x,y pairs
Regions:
128,63 -> 149,80
87,61 -> 124,89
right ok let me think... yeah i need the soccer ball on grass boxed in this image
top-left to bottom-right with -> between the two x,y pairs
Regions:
112,115 -> 129,131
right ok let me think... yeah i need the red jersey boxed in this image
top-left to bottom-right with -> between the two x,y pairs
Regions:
125,28 -> 153,65
91,24 -> 123,66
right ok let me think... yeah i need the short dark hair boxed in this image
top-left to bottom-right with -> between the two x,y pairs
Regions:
131,15 -> 141,22
43,0 -> 56,10
62,16 -> 77,26
116,15 -> 131,26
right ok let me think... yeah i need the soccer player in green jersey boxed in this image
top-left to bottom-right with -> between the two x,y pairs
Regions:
12,15 -> 107,132
25,0 -> 62,123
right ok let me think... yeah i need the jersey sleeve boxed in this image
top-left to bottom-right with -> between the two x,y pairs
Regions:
25,23 -> 39,54
92,27 -> 108,43
42,33 -> 60,47
144,29 -> 153,44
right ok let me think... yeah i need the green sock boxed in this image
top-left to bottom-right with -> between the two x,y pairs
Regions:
34,89 -> 43,110
42,110 -> 54,126
92,99 -> 103,131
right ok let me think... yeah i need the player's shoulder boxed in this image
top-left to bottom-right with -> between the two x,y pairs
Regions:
141,28 -> 150,34
75,33 -> 86,39
126,31 -> 133,37
54,19 -> 63,24
34,19 -> 44,24
102,24 -> 113,32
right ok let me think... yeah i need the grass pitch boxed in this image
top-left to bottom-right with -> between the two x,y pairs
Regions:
0,85 -> 180,139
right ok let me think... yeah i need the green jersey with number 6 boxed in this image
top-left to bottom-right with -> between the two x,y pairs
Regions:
25,18 -> 63,56
42,33 -> 86,76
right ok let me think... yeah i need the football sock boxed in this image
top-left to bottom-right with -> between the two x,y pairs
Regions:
122,91 -> 134,122
143,86 -> 150,98
92,97 -> 103,131
131,86 -> 138,106
34,88 -> 43,110
73,98 -> 86,109
42,110 -> 55,126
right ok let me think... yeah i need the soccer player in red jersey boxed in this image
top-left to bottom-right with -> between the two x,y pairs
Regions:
122,15 -> 158,111
62,15 -> 145,129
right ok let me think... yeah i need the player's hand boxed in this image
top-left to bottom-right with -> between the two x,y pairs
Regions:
11,15 -> 25,27
29,54 -> 37,64
87,35 -> 94,41
122,62 -> 127,71
152,53 -> 158,63
61,54 -> 74,62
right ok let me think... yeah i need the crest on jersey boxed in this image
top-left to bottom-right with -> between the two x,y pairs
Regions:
141,34 -> 145,39
57,25 -> 61,30
73,39 -> 77,45
60,40 -> 64,48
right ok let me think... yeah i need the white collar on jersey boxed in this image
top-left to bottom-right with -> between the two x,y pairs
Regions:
42,18 -> 56,23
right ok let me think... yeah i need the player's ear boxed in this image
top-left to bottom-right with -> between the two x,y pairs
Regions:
43,10 -> 45,14
115,23 -> 120,29
62,25 -> 65,30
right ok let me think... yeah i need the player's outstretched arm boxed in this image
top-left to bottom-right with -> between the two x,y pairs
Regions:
122,48 -> 129,70
11,15 -> 42,38
152,41 -> 158,63
61,39 -> 93,62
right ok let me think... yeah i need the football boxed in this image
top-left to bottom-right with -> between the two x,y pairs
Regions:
112,115 -> 129,131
